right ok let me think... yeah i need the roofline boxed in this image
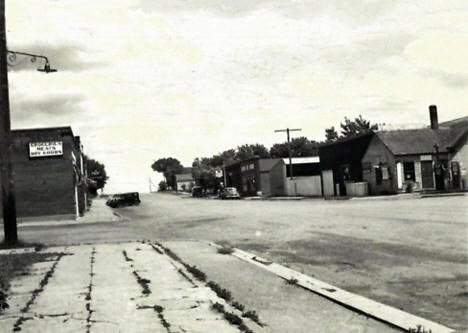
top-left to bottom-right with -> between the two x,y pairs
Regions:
448,127 -> 468,150
12,126 -> 74,136
438,116 -> 468,127
318,131 -> 374,149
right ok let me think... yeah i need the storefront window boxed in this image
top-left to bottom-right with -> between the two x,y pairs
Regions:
403,162 -> 415,181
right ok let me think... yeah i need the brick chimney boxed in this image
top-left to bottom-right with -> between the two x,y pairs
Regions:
429,105 -> 438,130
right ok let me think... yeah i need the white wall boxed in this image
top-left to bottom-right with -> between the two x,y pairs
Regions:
285,176 -> 322,196
322,170 -> 334,196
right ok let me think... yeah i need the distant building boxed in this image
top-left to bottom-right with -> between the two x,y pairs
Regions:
282,157 -> 322,196
175,172 -> 195,192
0,127 -> 87,221
362,106 -> 468,194
225,157 -> 285,197
225,156 -> 322,197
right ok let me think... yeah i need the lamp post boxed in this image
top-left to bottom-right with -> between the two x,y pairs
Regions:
1,0 -> 57,245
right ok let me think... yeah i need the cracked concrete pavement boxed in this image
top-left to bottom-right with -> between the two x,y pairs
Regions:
0,241 -> 410,333
1,242 -> 264,333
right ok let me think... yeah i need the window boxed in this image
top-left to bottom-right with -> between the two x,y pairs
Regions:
403,162 -> 415,181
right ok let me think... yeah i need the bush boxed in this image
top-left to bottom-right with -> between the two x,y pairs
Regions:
158,181 -> 168,192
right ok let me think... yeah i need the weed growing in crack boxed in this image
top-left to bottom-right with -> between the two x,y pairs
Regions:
409,325 -> 432,333
232,301 -> 245,312
207,281 -> 231,302
224,311 -> 243,325
242,310 -> 259,322
132,271 -> 151,296
122,250 -> 134,262
0,290 -> 9,313
13,253 -> 65,331
212,302 -> 225,312
149,244 -> 164,255
85,248 -> 96,333
211,302 -> 254,333
177,268 -> 196,286
285,277 -> 298,285
184,265 -> 206,282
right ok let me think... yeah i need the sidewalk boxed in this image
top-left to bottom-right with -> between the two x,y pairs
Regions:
14,198 -> 122,228
1,241 -> 454,332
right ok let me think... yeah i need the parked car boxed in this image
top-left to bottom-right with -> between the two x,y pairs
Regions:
106,192 -> 141,208
192,186 -> 204,198
219,187 -> 240,200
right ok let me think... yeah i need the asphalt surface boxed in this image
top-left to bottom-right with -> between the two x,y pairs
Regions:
3,192 -> 468,330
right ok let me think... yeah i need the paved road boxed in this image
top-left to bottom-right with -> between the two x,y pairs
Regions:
4,193 -> 468,330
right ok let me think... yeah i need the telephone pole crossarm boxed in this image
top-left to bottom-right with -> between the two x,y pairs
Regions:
274,127 -> 302,180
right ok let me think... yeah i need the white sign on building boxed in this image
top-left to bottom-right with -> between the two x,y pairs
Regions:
29,141 -> 63,158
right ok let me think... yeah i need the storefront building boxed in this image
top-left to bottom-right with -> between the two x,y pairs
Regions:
362,106 -> 468,194
0,126 -> 87,221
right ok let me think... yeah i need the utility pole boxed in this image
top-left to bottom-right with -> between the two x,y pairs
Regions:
274,128 -> 301,180
0,0 -> 18,245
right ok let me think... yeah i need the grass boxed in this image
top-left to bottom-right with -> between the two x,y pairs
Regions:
217,246 -> 234,255
409,325 -> 432,333
0,252 -> 57,292
0,241 -> 47,251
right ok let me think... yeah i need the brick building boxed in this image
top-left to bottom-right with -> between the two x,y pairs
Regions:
0,126 -> 87,221
225,157 -> 286,197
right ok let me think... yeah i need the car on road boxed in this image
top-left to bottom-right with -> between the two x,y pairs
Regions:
219,187 -> 241,200
192,186 -> 204,198
106,192 -> 141,208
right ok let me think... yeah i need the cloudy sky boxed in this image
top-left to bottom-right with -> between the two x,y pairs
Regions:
6,0 -> 468,193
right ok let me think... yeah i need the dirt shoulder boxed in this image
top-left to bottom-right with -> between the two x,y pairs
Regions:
164,240 -> 402,333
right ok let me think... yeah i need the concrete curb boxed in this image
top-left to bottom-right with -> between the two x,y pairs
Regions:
206,241 -> 456,333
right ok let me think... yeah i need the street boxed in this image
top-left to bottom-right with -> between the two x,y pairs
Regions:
5,193 -> 468,331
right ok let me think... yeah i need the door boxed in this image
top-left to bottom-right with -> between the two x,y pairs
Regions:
434,162 -> 445,190
421,161 -> 434,189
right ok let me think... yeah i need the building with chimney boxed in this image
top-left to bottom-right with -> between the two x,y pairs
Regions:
361,106 -> 468,194
0,126 -> 87,221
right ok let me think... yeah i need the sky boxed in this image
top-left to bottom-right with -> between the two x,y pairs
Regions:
5,0 -> 468,193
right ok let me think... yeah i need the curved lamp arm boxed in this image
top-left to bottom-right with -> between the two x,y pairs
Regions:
6,50 -> 57,73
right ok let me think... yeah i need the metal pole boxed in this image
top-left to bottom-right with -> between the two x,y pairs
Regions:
0,0 -> 18,245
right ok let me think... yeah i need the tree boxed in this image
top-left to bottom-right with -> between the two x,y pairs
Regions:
340,115 -> 378,138
85,155 -> 108,195
270,136 -> 318,158
191,158 -> 218,192
235,144 -> 270,161
151,157 -> 183,190
324,126 -> 339,143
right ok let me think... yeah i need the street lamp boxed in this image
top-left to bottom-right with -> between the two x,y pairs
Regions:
7,51 -> 57,73
1,1 -> 58,244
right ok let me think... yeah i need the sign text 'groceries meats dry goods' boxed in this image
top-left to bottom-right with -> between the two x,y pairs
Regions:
29,141 -> 63,158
